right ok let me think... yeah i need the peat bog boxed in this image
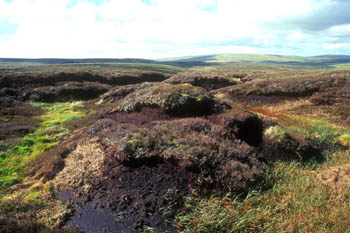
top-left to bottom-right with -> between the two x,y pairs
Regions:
1,62 -> 350,232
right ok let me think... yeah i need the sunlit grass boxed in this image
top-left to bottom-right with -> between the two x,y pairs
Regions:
177,153 -> 350,232
247,105 -> 350,146
0,102 -> 86,190
282,115 -> 350,146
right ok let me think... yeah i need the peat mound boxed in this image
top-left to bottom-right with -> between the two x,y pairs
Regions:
45,106 -> 270,232
0,87 -> 25,109
98,117 -> 264,191
0,71 -> 169,88
23,82 -> 111,102
0,122 -> 36,140
163,70 -> 243,91
214,76 -> 350,104
309,84 -> 350,106
0,101 -> 42,117
0,99 -> 43,140
106,82 -> 225,117
104,107 -> 172,126
263,125 -> 322,161
31,103 -> 322,232
96,83 -> 149,105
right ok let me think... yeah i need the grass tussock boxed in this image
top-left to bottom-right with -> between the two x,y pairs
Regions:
176,156 -> 350,233
0,102 -> 86,190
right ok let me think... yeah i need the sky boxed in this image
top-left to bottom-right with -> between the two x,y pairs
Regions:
1,0 -> 350,59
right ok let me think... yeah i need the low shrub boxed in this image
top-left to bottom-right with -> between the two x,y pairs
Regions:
109,82 -> 219,117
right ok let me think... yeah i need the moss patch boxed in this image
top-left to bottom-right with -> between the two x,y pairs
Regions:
336,134 -> 350,147
0,102 -> 86,190
265,126 -> 288,142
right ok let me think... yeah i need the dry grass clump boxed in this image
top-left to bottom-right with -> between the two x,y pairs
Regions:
0,182 -> 77,233
53,138 -> 106,194
314,163 -> 350,192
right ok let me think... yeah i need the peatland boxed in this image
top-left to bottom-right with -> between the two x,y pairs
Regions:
1,56 -> 350,233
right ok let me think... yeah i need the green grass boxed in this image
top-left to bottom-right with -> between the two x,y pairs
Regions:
0,102 -> 86,190
0,62 -> 45,69
160,53 -> 350,70
160,53 -> 324,63
212,54 -> 311,63
176,156 -> 350,233
335,134 -> 350,147
284,115 -> 350,146
331,63 -> 350,70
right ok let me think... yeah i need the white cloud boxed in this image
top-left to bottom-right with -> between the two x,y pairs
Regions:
324,43 -> 350,51
0,0 -> 349,58
329,24 -> 350,33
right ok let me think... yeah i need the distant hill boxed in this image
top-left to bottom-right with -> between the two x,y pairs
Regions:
0,58 -> 155,64
2,54 -> 350,69
159,54 -> 350,67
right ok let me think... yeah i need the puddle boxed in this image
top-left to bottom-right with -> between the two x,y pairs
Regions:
68,201 -> 129,233
58,190 -> 135,233
57,189 -> 178,233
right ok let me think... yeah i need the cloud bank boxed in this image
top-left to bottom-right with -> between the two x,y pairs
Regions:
0,0 -> 350,58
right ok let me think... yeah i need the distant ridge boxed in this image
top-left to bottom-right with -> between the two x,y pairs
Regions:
0,58 -> 156,64
158,53 -> 350,67
2,54 -> 350,68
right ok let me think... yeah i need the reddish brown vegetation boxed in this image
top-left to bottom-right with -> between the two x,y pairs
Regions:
164,70 -> 243,91
4,68 -> 340,232
23,82 -> 111,102
105,107 -> 172,126
216,76 -> 350,104
84,109 -> 266,194
0,71 -> 169,88
106,82 -> 224,117
0,95 -> 43,140
27,142 -> 77,182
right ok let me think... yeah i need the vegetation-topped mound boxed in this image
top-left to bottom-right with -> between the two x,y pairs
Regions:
0,70 -> 170,88
228,76 -> 350,97
264,125 -> 322,161
41,107 -> 267,231
211,75 -> 350,105
23,99 -> 323,232
164,70 -> 243,91
96,83 -> 149,105
23,82 -> 111,102
106,82 -> 225,117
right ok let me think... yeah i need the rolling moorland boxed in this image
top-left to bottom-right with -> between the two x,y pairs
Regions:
0,54 -> 350,232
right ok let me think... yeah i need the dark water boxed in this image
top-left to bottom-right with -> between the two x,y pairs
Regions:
57,190 -> 136,233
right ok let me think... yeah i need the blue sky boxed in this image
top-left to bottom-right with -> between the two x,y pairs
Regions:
1,0 -> 350,58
